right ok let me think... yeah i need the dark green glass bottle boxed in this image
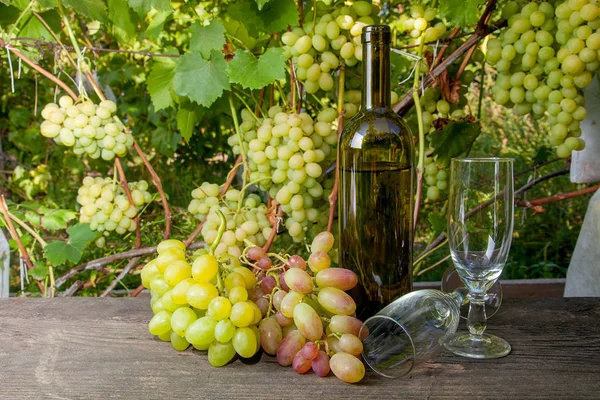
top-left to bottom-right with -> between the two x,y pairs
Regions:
338,25 -> 415,320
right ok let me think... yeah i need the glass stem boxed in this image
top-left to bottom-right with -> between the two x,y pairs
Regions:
467,293 -> 488,336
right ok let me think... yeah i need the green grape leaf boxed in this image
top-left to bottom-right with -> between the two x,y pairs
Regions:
430,121 -> 481,167
38,0 -> 58,8
66,223 -> 98,250
19,10 -> 61,42
0,5 -> 20,25
428,212 -> 446,234
44,241 -> 81,266
145,9 -> 172,39
127,0 -> 171,16
177,104 -> 200,142
44,223 -> 97,266
147,56 -> 177,111
255,0 -> 271,10
227,48 -> 286,90
533,146 -> 553,164
29,262 -> 49,281
261,0 -> 298,33
151,127 -> 181,158
8,234 -> 32,250
227,1 -> 264,36
41,209 -> 78,231
228,0 -> 298,35
9,0 -> 29,9
107,0 -> 136,41
438,0 -> 486,27
61,0 -> 108,22
173,51 -> 230,107
190,20 -> 226,59
223,20 -> 257,50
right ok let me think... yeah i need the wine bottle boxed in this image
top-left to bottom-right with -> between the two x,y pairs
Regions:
338,25 -> 415,320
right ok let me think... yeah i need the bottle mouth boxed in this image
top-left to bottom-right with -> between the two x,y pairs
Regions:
362,24 -> 391,44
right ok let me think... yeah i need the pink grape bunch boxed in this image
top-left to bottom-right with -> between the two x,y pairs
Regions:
251,231 -> 367,383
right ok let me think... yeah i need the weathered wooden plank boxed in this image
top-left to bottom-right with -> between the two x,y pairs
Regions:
0,298 -> 598,400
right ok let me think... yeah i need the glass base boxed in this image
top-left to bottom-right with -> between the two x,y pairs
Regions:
444,333 -> 511,359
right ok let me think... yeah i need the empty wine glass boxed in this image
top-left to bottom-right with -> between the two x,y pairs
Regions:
360,289 -> 463,378
443,157 -> 514,359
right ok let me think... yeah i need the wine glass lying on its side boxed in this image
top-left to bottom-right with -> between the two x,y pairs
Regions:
359,288 -> 464,378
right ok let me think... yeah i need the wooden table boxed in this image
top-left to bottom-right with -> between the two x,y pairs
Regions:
1,298 -> 599,399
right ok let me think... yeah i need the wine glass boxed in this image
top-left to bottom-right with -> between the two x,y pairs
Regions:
360,289 -> 463,378
443,157 -> 514,359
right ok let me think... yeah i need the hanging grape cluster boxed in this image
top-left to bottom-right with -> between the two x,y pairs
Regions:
488,0 -> 599,158
76,176 -> 152,244
228,106 -> 336,243
281,1 -> 380,98
40,96 -> 132,160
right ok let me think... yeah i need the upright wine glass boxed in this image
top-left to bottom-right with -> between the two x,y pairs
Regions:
443,157 -> 514,359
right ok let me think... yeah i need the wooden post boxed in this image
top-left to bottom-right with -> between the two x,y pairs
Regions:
0,229 -> 8,297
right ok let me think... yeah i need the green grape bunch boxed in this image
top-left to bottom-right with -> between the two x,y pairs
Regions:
228,106 -> 337,243
281,1 -> 380,95
143,238 -> 264,366
488,0 -> 599,158
40,96 -> 132,160
76,176 -> 152,245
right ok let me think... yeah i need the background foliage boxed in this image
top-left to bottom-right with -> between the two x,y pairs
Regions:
0,0 -> 595,296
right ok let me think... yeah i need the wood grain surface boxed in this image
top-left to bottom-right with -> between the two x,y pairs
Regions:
0,298 -> 598,399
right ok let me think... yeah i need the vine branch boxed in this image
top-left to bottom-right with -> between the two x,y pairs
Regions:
54,241 -> 206,288
393,0 -> 498,116
0,195 -> 45,293
100,256 -> 141,297
0,39 -> 78,101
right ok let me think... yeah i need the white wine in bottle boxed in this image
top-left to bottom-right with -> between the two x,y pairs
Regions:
338,25 -> 415,320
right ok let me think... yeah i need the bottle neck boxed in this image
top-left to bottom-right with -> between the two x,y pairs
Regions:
361,41 -> 391,111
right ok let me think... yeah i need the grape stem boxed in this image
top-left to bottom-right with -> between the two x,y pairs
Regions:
326,64 -> 346,233
516,184 -> 600,211
114,157 -> 141,249
4,210 -> 47,247
266,286 -> 280,317
210,210 -> 227,255
412,35 -> 427,234
228,94 -> 250,213
262,203 -> 283,252
131,141 -> 172,240
0,195 -> 45,294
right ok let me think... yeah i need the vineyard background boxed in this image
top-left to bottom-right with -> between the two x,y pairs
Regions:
0,0 -> 597,297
